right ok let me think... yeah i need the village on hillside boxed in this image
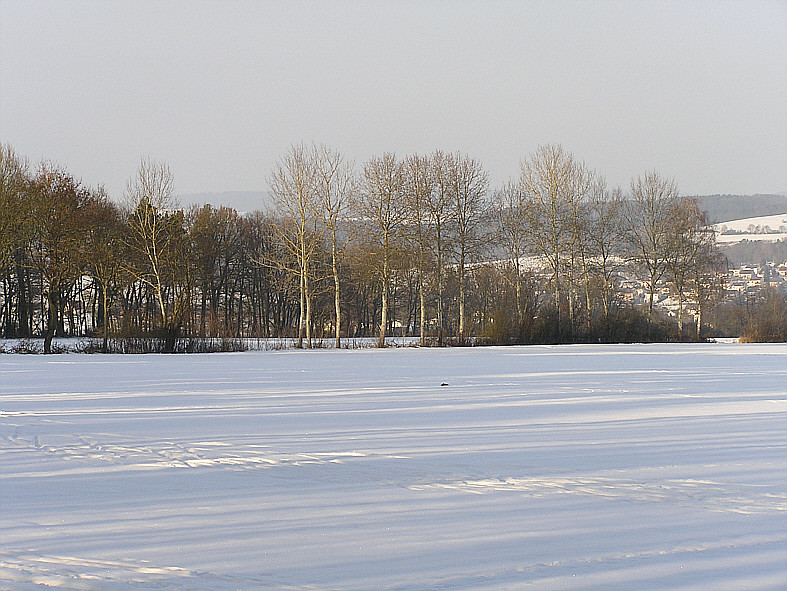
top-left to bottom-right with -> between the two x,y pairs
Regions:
615,257 -> 787,326
613,212 -> 787,326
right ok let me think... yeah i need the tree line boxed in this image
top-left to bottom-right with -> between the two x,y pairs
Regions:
0,142 -> 731,353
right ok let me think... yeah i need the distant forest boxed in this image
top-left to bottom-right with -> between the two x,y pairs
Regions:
177,192 -> 787,225
2,142 -> 785,352
722,240 -> 787,267
692,194 -> 787,224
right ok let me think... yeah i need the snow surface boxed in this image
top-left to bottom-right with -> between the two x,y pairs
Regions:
716,213 -> 787,233
1,343 -> 786,590
715,213 -> 787,244
716,232 -> 787,244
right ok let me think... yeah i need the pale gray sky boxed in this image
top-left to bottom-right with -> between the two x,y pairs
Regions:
1,0 -> 785,204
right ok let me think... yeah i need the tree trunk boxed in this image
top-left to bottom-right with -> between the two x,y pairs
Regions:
200,288 -> 207,338
44,288 -> 57,354
677,288 -> 684,335
15,261 -> 30,337
304,271 -> 312,348
102,281 -> 110,353
333,250 -> 341,348
514,258 -> 523,326
458,252 -> 466,344
436,239 -> 444,347
378,261 -> 388,348
297,270 -> 305,348
2,273 -> 11,337
582,260 -> 592,334
568,283 -> 575,338
553,245 -> 561,327
419,269 -> 426,346
163,323 -> 179,353
647,274 -> 656,337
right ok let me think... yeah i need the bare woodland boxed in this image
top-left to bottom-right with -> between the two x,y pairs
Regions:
3,141 -> 775,353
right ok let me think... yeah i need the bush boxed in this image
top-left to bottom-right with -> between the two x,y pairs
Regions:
740,290 -> 787,342
480,306 -> 520,345
599,306 -> 677,343
11,338 -> 42,354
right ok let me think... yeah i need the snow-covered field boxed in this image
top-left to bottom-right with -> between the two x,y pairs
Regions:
716,232 -> 787,244
2,343 -> 786,590
716,213 -> 787,233
715,213 -> 787,244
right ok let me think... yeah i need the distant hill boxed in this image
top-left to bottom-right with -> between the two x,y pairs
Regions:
715,213 -> 787,234
175,191 -> 273,213
690,194 -> 787,224
173,191 -> 787,224
712,210 -> 787,265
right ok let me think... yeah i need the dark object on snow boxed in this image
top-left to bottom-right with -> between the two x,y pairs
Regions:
440,382 -> 449,386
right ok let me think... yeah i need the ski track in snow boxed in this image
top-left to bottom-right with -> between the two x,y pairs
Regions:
409,475 -> 787,515
3,431 -> 386,473
0,550 -> 320,590
1,342 -> 786,590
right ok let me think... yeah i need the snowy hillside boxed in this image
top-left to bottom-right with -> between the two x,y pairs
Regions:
715,213 -> 787,244
2,344 -> 786,590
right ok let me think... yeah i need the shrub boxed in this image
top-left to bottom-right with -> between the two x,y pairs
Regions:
740,290 -> 787,342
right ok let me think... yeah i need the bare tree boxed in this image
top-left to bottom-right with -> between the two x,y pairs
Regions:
402,153 -> 435,345
691,225 -> 725,340
519,145 -> 577,334
586,178 -> 625,326
358,153 -> 407,347
428,150 -> 456,346
626,171 -> 679,331
311,145 -> 355,347
125,158 -> 190,352
83,188 -> 127,351
664,198 -> 701,334
0,145 -> 32,338
242,211 -> 290,338
664,197 -> 725,338
268,145 -> 320,348
492,181 -> 530,335
25,163 -> 88,353
0,144 -> 29,274
451,153 -> 489,342
190,205 -> 246,337
563,160 -> 595,333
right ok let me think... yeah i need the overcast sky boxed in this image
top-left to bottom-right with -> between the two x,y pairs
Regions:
1,0 -> 785,205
